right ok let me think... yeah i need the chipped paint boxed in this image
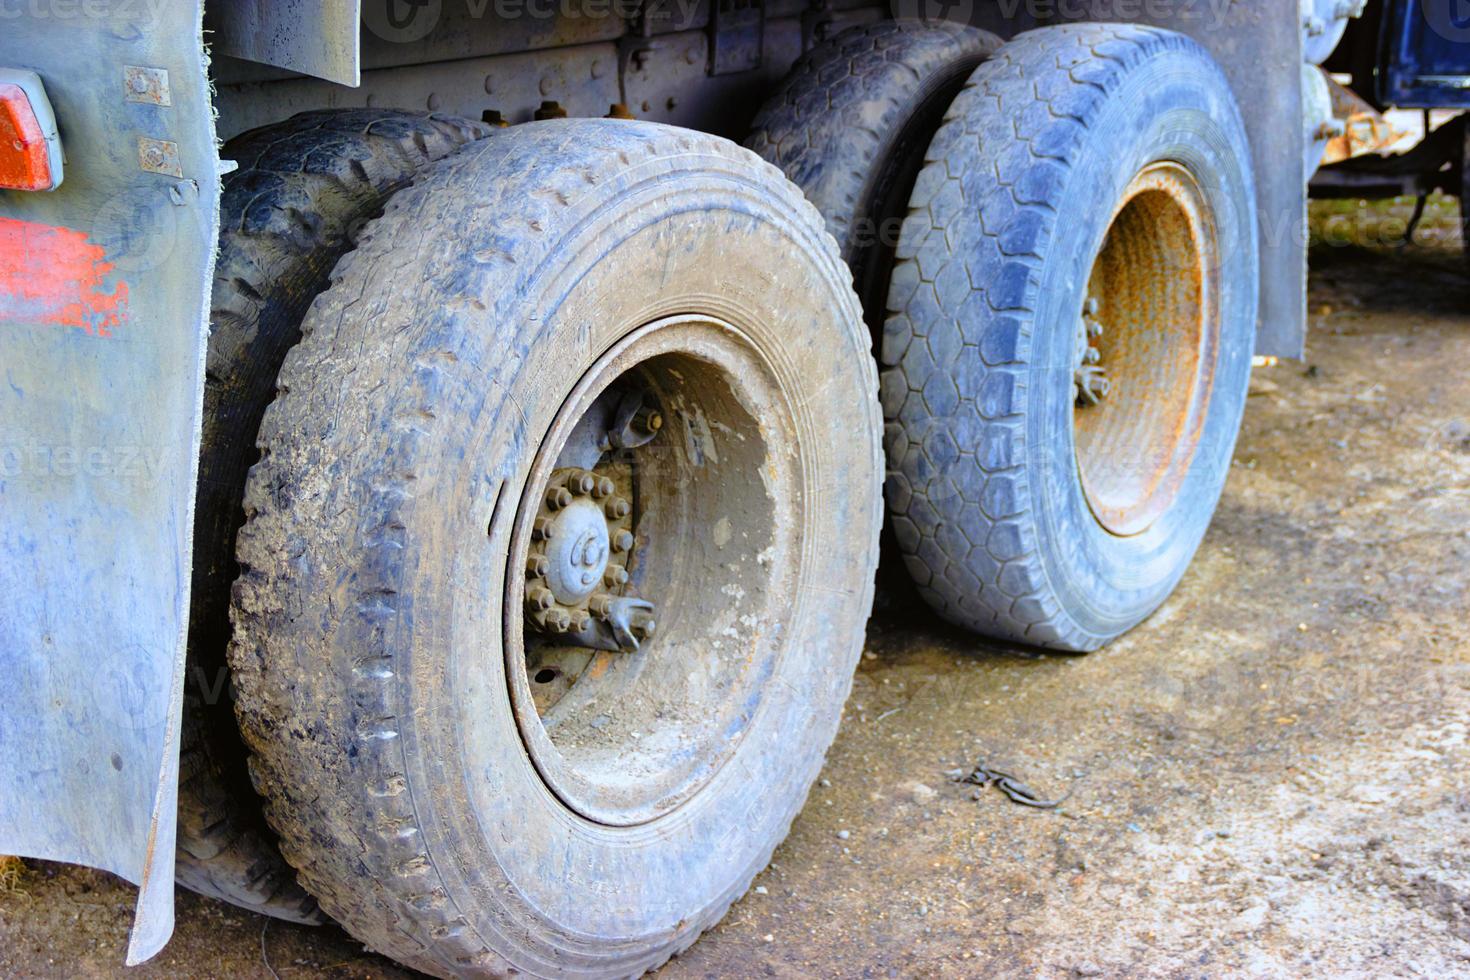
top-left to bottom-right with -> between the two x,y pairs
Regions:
0,217 -> 129,336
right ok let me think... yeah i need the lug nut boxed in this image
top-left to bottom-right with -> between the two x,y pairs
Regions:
570,610 -> 593,633
612,529 -> 635,553
592,476 -> 616,498
532,517 -> 554,541
567,470 -> 596,495
527,587 -> 554,611
526,554 -> 550,578
589,593 -> 615,620
634,407 -> 663,435
546,486 -> 573,510
632,615 -> 656,639
545,608 -> 572,632
605,497 -> 631,520
603,566 -> 629,588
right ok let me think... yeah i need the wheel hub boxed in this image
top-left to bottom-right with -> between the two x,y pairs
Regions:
537,475 -> 615,605
523,390 -> 661,652
1073,295 -> 1111,406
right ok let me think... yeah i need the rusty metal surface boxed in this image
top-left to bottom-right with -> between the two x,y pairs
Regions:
1322,74 -> 1406,165
137,136 -> 183,177
207,0 -> 361,86
123,65 -> 171,107
1069,0 -> 1307,359
0,1 -> 218,966
1073,162 -> 1219,537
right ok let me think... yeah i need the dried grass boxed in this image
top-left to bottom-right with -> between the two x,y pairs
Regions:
0,855 -> 27,893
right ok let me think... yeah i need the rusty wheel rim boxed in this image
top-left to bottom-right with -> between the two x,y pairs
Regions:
1071,161 -> 1221,537
503,315 -> 801,827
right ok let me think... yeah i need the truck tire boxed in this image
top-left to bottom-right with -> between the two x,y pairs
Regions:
746,20 -> 1001,338
177,109 -> 487,921
228,120 -> 881,977
881,24 -> 1258,650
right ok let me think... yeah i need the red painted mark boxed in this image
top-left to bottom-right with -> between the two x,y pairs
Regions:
0,216 -> 129,337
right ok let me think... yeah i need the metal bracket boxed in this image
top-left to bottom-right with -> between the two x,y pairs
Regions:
123,66 -> 171,106
571,595 -> 656,652
708,0 -> 764,76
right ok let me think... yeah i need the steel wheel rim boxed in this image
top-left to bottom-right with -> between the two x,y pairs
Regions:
1071,161 -> 1221,537
503,314 -> 802,827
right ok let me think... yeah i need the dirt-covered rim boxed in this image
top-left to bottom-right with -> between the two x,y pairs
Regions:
1072,161 -> 1221,537
503,314 -> 802,827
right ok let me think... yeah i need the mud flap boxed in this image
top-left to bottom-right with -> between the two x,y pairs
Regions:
0,2 -> 218,964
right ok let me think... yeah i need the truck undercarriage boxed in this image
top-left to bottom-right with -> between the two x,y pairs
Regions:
5,1 -> 1456,974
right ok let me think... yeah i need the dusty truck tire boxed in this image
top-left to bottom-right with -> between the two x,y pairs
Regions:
228,120 -> 881,977
176,109 -> 487,920
746,20 -> 1001,337
881,24 -> 1258,650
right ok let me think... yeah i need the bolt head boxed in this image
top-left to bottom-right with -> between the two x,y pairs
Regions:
547,486 -> 573,510
526,555 -> 550,578
592,477 -> 616,499
635,408 -> 663,434
589,593 -> 614,619
605,497 -> 631,520
533,518 -> 554,540
633,618 -> 656,639
567,471 -> 596,495
603,566 -> 629,588
570,610 -> 593,633
613,530 -> 635,553
546,608 -> 572,632
527,587 -> 554,611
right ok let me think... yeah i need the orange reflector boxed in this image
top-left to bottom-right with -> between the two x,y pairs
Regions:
0,82 -> 53,192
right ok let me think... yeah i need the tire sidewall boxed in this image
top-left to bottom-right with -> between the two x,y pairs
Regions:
1026,50 -> 1258,641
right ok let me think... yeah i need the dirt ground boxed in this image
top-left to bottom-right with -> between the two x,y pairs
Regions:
2,199 -> 1468,979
